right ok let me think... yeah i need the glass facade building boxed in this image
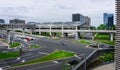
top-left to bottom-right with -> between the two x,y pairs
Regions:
103,13 -> 114,27
0,19 -> 5,24
115,0 -> 120,70
72,13 -> 91,26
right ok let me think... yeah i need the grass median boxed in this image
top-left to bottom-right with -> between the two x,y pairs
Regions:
10,42 -> 21,48
95,40 -> 115,46
73,39 -> 92,45
15,50 -> 75,66
0,52 -> 20,60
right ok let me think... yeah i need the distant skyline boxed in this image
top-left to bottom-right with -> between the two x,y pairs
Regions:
0,0 -> 115,26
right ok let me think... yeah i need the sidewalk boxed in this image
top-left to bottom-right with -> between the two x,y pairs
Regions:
0,38 -> 9,46
93,63 -> 115,70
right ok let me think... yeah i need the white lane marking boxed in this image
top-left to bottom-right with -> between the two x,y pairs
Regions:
74,55 -> 81,59
52,61 -> 59,64
0,67 -> 3,70
16,57 -> 20,60
27,63 -> 61,70
38,52 -> 48,55
1,66 -> 11,69
21,54 -> 33,58
0,53 -> 42,65
21,60 -> 25,63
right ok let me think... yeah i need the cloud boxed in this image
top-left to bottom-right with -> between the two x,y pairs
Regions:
0,0 -> 115,26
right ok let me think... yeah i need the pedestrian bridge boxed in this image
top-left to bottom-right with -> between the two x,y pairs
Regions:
0,23 -> 116,43
32,29 -> 116,33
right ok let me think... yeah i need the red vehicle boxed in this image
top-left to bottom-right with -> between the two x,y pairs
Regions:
25,37 -> 32,41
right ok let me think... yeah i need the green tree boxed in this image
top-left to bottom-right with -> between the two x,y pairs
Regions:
111,25 -> 115,30
97,24 -> 107,30
90,26 -> 96,30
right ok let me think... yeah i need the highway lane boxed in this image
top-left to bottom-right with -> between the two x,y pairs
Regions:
32,38 -> 94,57
0,51 -> 47,67
8,61 -> 62,70
7,37 -> 94,70
7,38 -> 95,70
8,56 -> 80,70
0,31 -> 95,70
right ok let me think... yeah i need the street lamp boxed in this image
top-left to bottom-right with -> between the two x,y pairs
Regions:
18,44 -> 23,55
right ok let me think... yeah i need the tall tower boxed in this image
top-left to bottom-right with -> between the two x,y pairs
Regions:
103,13 -> 108,25
115,0 -> 120,70
72,13 -> 81,22
103,13 -> 114,27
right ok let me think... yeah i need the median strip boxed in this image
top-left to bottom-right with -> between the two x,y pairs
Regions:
13,50 -> 75,67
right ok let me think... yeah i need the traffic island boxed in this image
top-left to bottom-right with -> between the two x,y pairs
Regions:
10,42 -> 21,48
73,39 -> 92,45
0,52 -> 20,60
14,50 -> 75,67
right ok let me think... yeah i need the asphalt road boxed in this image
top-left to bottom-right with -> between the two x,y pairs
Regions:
7,37 -> 94,70
32,38 -> 94,56
9,61 -> 63,70
0,31 -> 95,70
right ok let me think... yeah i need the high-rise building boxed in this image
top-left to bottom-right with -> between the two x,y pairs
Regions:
85,16 -> 91,26
72,13 -> 85,23
103,13 -> 114,27
9,19 -> 25,24
72,13 -> 91,26
115,0 -> 120,70
0,19 -> 5,24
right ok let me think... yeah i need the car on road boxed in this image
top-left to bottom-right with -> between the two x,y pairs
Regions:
98,44 -> 107,49
68,59 -> 79,65
89,43 -> 98,48
16,38 -> 23,41
89,43 -> 108,49
108,46 -> 114,49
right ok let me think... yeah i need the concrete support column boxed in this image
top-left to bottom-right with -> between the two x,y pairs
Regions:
52,32 -> 56,38
110,33 -> 114,41
22,28 -> 25,36
61,26 -> 64,38
92,36 -> 94,40
38,26 -> 41,34
64,33 -> 68,38
75,26 -> 79,39
91,33 -> 94,40
30,29 -> 32,35
88,27 -> 91,30
7,30 -> 10,44
78,32 -> 81,39
49,26 -> 52,37
30,28 -> 34,35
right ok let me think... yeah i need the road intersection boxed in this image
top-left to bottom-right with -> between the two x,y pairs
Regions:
0,33 -> 95,70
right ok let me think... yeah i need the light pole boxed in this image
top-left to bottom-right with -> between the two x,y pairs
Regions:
19,44 -> 23,55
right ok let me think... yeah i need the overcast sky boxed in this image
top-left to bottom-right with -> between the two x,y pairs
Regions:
0,0 -> 115,26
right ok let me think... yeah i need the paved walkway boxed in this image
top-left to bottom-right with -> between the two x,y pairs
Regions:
0,38 -> 9,47
93,63 -> 115,70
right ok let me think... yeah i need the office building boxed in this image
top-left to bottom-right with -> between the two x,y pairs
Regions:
9,19 -> 25,24
72,13 -> 91,26
103,13 -> 114,27
0,19 -> 5,23
72,13 -> 85,23
85,16 -> 91,26
115,0 -> 120,70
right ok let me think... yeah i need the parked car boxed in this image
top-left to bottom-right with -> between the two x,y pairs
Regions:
89,43 -> 98,48
98,44 -> 107,49
109,46 -> 114,49
68,59 -> 79,65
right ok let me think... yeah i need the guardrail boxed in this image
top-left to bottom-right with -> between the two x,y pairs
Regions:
73,49 -> 114,70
